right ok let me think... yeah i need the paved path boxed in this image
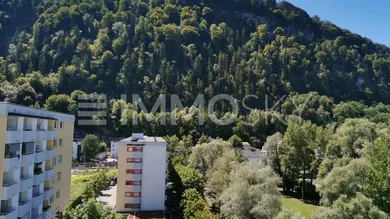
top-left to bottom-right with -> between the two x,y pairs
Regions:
97,184 -> 117,209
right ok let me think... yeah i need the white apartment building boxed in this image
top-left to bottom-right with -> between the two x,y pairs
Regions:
115,133 -> 167,213
110,141 -> 119,159
0,103 -> 75,219
72,142 -> 82,162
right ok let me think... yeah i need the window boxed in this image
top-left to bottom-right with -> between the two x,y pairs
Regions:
124,204 -> 140,209
126,169 -> 142,174
60,122 -> 64,129
54,122 -> 57,129
52,157 -> 57,167
57,172 -> 62,181
59,139 -> 63,146
56,190 -> 60,198
125,180 -> 142,186
127,147 -> 143,152
125,192 -> 141,197
126,158 -> 142,163
58,155 -> 63,164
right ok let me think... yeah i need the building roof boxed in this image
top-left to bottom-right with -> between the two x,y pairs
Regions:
0,102 -> 75,122
120,136 -> 166,143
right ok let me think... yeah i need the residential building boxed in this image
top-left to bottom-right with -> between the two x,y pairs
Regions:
110,141 -> 119,159
116,133 -> 167,213
72,142 -> 82,162
0,103 -> 75,219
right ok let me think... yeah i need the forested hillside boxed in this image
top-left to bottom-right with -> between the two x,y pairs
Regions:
1,0 -> 390,108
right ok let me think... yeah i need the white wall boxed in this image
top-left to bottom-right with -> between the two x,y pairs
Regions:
110,142 -> 118,158
140,142 -> 167,211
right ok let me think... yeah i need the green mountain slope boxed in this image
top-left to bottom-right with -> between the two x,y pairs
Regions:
1,0 -> 390,107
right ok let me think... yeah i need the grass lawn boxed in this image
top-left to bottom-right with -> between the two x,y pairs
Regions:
281,195 -> 319,219
70,169 -> 117,200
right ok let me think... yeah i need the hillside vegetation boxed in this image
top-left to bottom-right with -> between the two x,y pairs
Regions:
1,0 -> 390,107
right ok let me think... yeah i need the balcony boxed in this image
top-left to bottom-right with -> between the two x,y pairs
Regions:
21,153 -> 35,166
23,131 -> 36,142
43,187 -> 53,200
3,156 -> 20,172
0,208 -> 17,219
44,168 -> 54,180
5,131 -> 22,144
47,131 -> 57,140
33,170 -> 44,185
20,176 -> 33,190
34,150 -> 45,163
45,149 -> 56,160
2,181 -> 18,200
36,131 -> 48,141
31,214 -> 42,219
42,206 -> 52,219
32,193 -> 43,208
18,200 -> 32,218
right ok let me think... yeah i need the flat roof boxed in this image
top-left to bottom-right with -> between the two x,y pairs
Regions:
0,102 -> 75,122
120,136 -> 166,143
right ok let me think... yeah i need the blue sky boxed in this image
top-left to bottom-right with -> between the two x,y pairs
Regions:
284,0 -> 390,47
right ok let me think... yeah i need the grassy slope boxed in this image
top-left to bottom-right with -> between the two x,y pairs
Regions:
70,169 -> 117,200
281,195 -> 319,219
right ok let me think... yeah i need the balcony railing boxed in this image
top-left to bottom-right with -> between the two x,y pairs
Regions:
34,168 -> 43,175
33,191 -> 42,197
6,127 -> 18,131
0,208 -> 15,215
18,199 -> 31,206
2,180 -> 17,187
20,175 -> 32,180
4,151 -> 20,158
42,206 -> 51,212
44,187 -> 52,192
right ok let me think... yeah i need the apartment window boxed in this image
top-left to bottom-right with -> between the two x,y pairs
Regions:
57,172 -> 62,181
56,190 -> 60,198
125,180 -> 142,186
125,192 -> 141,197
126,169 -> 142,174
59,139 -> 63,146
124,204 -> 140,209
127,147 -> 143,152
52,157 -> 57,167
54,122 -> 57,129
58,155 -> 63,164
60,122 -> 64,129
126,158 -> 142,163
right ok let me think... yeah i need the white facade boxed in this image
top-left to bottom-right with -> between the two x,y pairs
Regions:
110,141 -> 119,158
72,142 -> 81,161
116,133 -> 167,212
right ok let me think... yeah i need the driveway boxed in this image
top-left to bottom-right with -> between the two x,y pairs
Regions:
97,184 -> 117,209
